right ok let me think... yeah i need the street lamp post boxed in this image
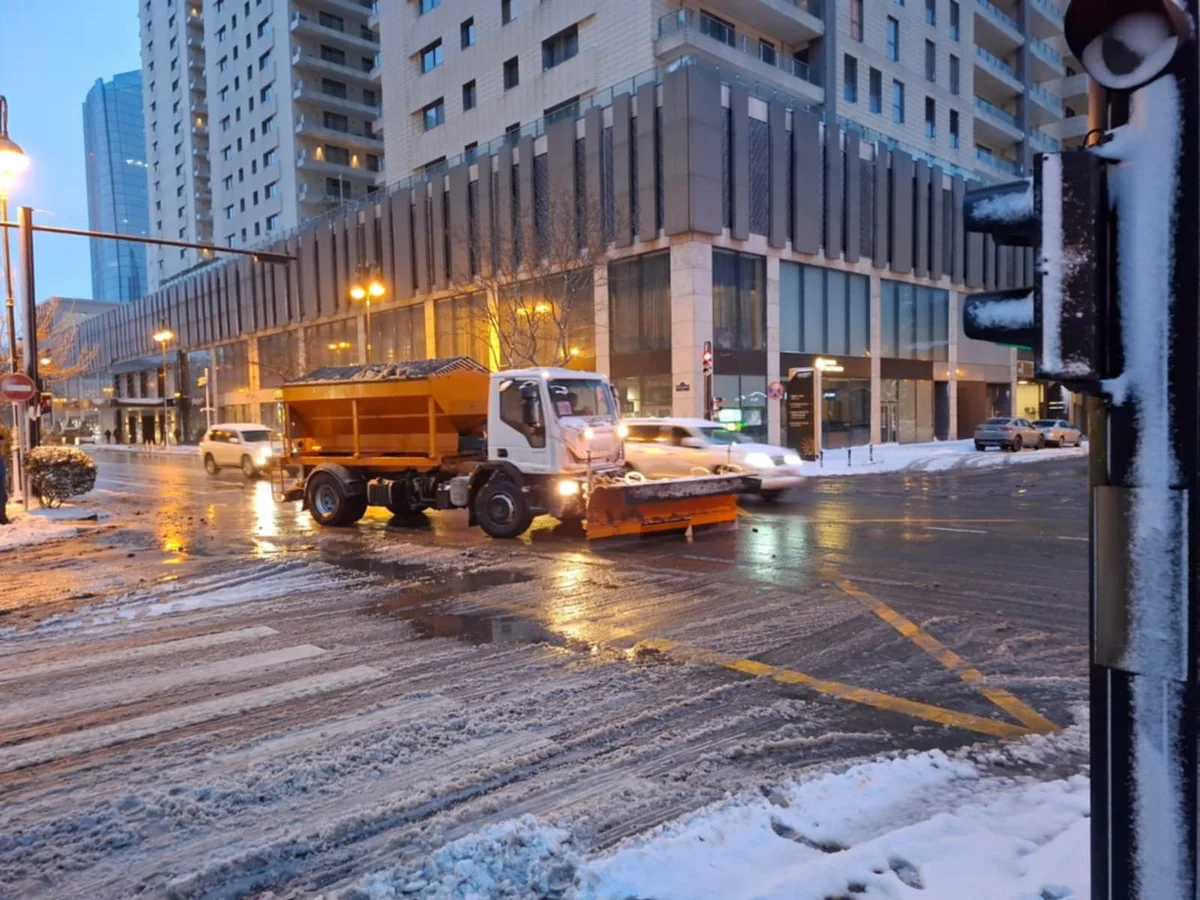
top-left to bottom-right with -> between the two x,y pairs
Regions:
350,266 -> 385,364
153,325 -> 174,446
0,96 -> 29,502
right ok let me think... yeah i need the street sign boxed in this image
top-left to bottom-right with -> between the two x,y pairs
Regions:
0,373 -> 36,403
767,381 -> 785,401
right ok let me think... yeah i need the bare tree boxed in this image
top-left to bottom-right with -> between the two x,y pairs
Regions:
447,182 -> 614,370
0,298 -> 100,385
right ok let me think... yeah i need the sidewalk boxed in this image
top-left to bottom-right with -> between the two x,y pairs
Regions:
805,438 -> 1087,478
88,443 -> 196,457
0,503 -> 105,552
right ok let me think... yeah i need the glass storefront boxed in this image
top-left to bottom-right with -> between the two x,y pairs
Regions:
614,374 -> 673,418
880,280 -> 949,360
881,379 -> 934,444
780,263 -> 870,356
713,249 -> 766,350
304,319 -> 359,370
713,373 -> 767,442
609,251 -> 671,354
822,377 -> 871,448
369,304 -> 427,366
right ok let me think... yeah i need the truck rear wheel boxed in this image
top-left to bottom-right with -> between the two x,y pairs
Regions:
307,472 -> 367,527
474,478 -> 532,539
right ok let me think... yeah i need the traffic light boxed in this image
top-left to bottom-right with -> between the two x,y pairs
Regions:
701,341 -> 713,376
961,150 -> 1107,388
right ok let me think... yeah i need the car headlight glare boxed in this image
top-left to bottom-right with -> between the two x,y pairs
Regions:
557,480 -> 580,497
617,423 -> 629,439
743,452 -> 774,468
784,453 -> 802,466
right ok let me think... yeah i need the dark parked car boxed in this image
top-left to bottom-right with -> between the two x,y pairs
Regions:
974,417 -> 1044,452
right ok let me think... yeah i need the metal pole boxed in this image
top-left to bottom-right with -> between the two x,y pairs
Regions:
1,194 -> 21,506
365,298 -> 372,364
161,341 -> 169,446
18,206 -> 37,456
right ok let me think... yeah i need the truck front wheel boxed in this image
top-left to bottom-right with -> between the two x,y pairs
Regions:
474,478 -> 533,539
307,472 -> 367,527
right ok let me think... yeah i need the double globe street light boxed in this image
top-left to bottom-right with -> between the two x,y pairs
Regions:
349,267 -> 385,363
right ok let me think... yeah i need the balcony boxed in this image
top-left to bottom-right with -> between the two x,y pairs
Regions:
296,148 -> 379,181
191,121 -> 207,136
1029,0 -> 1064,39
292,47 -> 376,85
186,6 -> 202,29
186,36 -> 203,50
973,96 -> 1021,148
290,11 -> 379,54
187,53 -> 203,71
973,45 -> 1023,101
368,0 -> 379,29
1045,113 -> 1089,144
974,0 -> 1023,52
298,182 -> 345,209
294,114 -> 382,151
1053,71 -> 1089,106
1026,81 -> 1063,124
975,147 -> 1022,176
1027,35 -> 1064,80
188,76 -> 205,94
294,0 -> 374,21
655,9 -> 823,105
1028,128 -> 1061,152
685,0 -> 823,46
293,79 -> 381,118
189,98 -> 207,115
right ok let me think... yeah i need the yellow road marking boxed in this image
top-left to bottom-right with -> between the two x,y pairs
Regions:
823,569 -> 1059,734
636,638 -> 1031,739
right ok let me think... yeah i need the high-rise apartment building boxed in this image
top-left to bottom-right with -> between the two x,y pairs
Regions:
380,0 -> 1081,182
140,0 -> 382,290
139,0 -> 212,289
82,71 -> 151,303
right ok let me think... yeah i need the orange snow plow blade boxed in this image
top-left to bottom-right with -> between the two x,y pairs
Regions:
585,475 -> 754,540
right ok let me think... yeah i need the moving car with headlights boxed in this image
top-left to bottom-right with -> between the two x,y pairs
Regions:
200,424 -> 281,476
973,417 -> 1045,451
275,359 -> 752,539
1033,418 -> 1083,447
622,418 -> 803,501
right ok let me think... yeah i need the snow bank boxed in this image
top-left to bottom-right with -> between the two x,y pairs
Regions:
350,728 -> 1092,900
0,509 -> 84,552
803,439 -> 1085,478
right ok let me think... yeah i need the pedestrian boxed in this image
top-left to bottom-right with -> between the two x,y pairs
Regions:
104,428 -> 112,445
0,435 -> 9,526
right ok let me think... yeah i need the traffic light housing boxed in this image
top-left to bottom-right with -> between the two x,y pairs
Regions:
701,340 -> 713,376
962,150 -> 1108,390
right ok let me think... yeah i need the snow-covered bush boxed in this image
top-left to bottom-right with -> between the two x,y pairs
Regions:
26,445 -> 97,507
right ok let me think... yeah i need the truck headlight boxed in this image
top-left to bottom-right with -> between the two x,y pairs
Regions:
784,453 -> 802,466
557,480 -> 580,497
744,452 -> 774,469
617,423 -> 629,439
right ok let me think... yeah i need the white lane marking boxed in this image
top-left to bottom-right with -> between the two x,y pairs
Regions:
0,626 -> 277,683
1056,536 -> 1088,542
0,644 -> 327,728
924,526 -> 989,534
0,665 -> 384,773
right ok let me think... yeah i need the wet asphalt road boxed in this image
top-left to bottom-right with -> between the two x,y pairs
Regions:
0,448 -> 1092,898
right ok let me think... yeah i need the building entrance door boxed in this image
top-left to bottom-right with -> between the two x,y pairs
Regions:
881,401 -> 899,444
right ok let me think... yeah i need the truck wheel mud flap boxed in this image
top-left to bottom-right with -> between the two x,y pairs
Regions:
585,475 -> 752,540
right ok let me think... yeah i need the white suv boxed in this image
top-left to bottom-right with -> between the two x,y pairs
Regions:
623,418 -> 804,500
199,424 -> 281,477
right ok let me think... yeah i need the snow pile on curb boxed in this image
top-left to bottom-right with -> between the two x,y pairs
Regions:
348,725 -> 1092,900
805,439 -> 1086,478
0,503 -> 106,552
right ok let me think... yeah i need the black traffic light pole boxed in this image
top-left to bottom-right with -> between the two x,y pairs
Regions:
962,3 -> 1199,894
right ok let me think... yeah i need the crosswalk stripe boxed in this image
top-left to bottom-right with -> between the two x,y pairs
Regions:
0,626 -> 277,683
0,665 -> 384,774
0,644 -> 327,729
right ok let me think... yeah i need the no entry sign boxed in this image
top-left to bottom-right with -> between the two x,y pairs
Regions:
0,373 -> 36,403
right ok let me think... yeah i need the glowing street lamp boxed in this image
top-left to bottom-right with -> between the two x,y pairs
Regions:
153,325 -> 174,445
349,265 -> 385,363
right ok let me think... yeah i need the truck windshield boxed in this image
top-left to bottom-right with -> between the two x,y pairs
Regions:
697,425 -> 752,445
548,379 -> 615,419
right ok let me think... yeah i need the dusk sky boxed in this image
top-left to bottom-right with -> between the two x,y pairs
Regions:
0,1 -> 141,301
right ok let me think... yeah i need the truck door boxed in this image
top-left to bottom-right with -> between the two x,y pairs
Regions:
491,378 -> 553,474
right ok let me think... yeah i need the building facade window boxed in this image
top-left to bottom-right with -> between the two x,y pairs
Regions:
881,280 -> 949,360
925,97 -> 936,138
420,39 -> 443,73
844,55 -> 858,103
420,0 -> 439,13
892,80 -> 905,123
609,251 -> 671,354
869,68 -> 883,113
780,263 -> 870,357
712,248 -> 765,351
850,0 -> 863,41
950,110 -> 960,148
887,17 -> 899,61
949,55 -> 960,94
950,0 -> 960,40
422,98 -> 445,130
501,0 -> 515,25
542,24 -> 578,70
926,0 -> 936,25
435,293 -> 490,366
503,56 -> 519,89
925,40 -> 936,81
699,10 -> 736,47
461,17 -> 475,48
462,80 -> 477,111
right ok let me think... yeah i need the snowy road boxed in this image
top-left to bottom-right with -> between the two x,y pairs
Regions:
0,451 -> 1091,898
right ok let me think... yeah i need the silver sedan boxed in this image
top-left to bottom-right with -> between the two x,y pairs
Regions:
974,417 -> 1045,451
1034,419 -> 1083,447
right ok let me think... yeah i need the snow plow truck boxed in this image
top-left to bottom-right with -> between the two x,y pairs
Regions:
276,357 -> 752,539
